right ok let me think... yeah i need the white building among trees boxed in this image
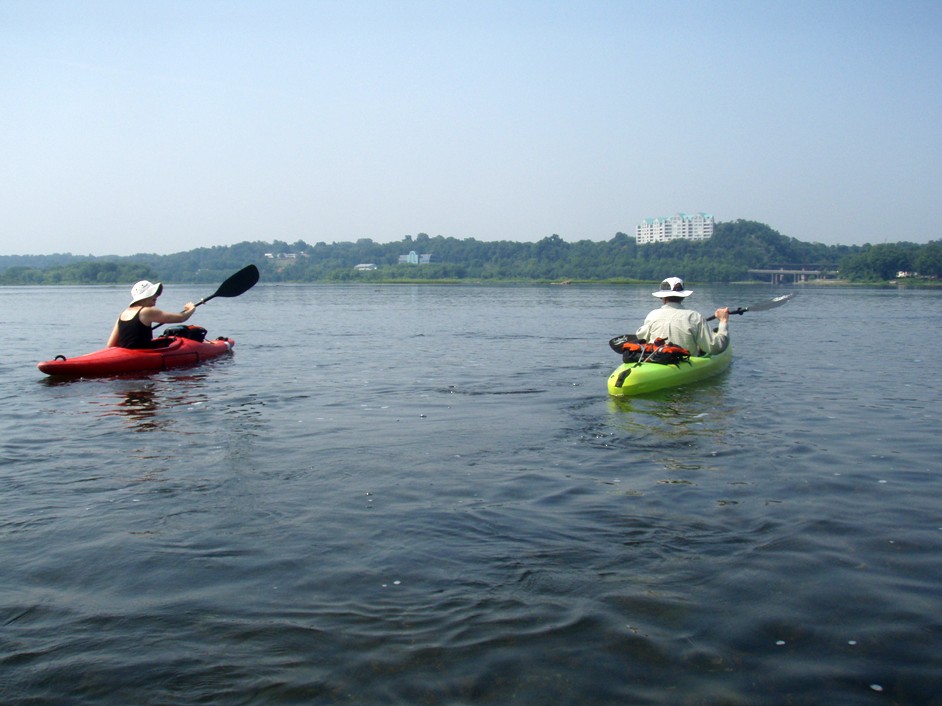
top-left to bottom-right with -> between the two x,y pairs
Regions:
636,213 -> 714,245
398,250 -> 435,264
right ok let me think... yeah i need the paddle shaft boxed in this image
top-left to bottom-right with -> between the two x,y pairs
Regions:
610,293 -> 793,350
705,293 -> 794,322
706,307 -> 745,322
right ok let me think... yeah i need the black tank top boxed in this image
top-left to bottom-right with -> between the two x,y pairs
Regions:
117,308 -> 153,349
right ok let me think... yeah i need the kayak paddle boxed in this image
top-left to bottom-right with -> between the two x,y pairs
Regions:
705,292 -> 795,321
609,292 -> 795,350
151,264 -> 259,330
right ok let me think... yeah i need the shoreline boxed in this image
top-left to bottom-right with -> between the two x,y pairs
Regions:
3,277 -> 940,288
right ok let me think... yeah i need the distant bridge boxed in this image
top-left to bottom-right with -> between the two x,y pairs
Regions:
748,266 -> 838,284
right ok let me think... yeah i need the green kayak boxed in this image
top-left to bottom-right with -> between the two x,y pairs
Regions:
607,344 -> 732,396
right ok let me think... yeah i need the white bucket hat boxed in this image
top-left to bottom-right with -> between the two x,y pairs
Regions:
653,276 -> 693,298
129,280 -> 163,305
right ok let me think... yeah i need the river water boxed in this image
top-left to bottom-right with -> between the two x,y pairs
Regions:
1,282 -> 940,705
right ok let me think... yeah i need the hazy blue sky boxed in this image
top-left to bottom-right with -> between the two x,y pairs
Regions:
2,0 -> 940,256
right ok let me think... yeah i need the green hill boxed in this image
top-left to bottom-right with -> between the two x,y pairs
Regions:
2,221 -> 939,284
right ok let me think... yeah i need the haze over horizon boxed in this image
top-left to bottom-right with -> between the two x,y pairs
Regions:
3,0 -> 940,257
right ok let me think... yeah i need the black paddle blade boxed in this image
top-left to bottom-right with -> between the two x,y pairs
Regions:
198,264 -> 260,306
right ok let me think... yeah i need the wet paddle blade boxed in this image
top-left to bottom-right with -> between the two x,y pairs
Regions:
706,292 -> 796,321
745,292 -> 796,312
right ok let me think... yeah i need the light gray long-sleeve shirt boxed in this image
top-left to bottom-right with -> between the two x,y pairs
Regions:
635,301 -> 729,356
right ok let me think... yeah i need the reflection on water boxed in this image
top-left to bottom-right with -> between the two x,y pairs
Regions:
77,372 -> 213,432
607,377 -> 733,438
116,385 -> 161,430
602,378 -> 737,488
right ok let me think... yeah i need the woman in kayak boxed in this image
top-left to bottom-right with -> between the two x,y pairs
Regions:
636,276 -> 729,356
107,280 -> 197,349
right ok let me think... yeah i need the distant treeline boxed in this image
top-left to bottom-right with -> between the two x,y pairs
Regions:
0,260 -> 158,286
2,220 -> 940,285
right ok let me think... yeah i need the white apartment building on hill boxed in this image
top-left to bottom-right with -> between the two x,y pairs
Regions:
636,213 -> 714,244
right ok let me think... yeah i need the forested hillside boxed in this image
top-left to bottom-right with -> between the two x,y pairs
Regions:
2,221 -> 940,285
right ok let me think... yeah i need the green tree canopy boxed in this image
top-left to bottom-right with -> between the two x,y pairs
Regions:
3,222 -> 939,285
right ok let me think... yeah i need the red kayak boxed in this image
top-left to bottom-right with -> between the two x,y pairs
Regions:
38,333 -> 235,377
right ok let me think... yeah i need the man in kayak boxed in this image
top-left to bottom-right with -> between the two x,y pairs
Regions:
636,277 -> 729,356
107,280 -> 197,349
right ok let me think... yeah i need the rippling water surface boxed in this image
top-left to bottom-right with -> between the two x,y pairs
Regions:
2,282 -> 941,705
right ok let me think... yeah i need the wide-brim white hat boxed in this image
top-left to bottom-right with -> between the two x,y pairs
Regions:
653,276 -> 693,298
129,280 -> 163,304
